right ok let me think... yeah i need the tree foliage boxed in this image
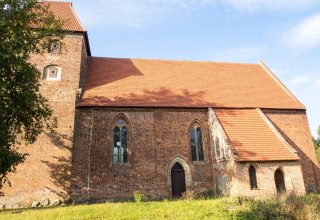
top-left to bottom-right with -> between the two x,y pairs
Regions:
313,126 -> 320,148
0,0 -> 62,189
313,126 -> 320,165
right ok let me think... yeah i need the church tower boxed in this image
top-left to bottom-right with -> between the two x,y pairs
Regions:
0,1 -> 90,208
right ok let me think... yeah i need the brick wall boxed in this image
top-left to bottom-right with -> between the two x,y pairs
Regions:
263,109 -> 320,191
0,33 -> 87,208
230,161 -> 306,197
71,107 -> 214,201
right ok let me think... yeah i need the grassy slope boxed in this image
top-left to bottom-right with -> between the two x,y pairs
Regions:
1,194 -> 319,220
0,198 -> 254,220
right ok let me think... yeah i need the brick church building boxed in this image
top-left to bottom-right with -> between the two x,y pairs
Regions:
1,1 -> 319,207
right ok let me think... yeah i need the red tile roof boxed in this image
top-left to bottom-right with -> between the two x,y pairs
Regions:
79,57 -> 304,109
215,109 -> 299,161
41,1 -> 85,32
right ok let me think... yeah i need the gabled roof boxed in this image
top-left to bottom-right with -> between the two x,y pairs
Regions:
41,1 -> 85,32
214,109 -> 299,161
79,57 -> 304,109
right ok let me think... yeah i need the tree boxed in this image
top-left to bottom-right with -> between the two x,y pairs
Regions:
313,126 -> 320,148
0,0 -> 62,189
313,126 -> 320,165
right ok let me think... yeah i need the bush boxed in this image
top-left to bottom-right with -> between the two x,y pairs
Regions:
182,190 -> 196,201
133,191 -> 145,203
248,192 -> 319,220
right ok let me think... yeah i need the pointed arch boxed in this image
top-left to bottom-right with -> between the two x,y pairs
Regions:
188,119 -> 206,161
275,168 -> 286,194
249,165 -> 258,189
167,157 -> 192,188
110,113 -> 130,164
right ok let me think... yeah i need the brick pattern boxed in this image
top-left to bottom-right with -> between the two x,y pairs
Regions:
230,161 -> 306,197
0,34 -> 87,207
263,109 -> 320,191
71,108 -> 214,201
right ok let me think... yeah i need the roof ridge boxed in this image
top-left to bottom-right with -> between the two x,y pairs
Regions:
259,60 -> 305,109
89,56 -> 260,66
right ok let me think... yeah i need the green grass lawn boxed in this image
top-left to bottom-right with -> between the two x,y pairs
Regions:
0,198 -> 254,220
0,194 -> 319,220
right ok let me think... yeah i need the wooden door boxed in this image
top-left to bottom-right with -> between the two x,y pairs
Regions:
171,162 -> 186,197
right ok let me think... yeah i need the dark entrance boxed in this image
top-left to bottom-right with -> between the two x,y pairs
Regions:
171,162 -> 186,197
274,169 -> 286,194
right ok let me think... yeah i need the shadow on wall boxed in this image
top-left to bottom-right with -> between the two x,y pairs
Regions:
80,87 -> 220,108
265,116 -> 320,192
41,132 -> 72,199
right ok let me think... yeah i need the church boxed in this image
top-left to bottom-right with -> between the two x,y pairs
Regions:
1,1 -> 319,208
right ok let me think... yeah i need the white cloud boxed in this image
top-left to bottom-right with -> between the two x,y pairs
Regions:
289,75 -> 320,89
289,76 -> 313,85
71,0 -> 320,29
284,13 -> 320,50
315,78 -> 320,87
210,46 -> 265,63
221,0 -> 320,12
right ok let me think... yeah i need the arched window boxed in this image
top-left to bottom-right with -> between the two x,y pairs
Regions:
249,165 -> 258,189
189,123 -> 204,161
215,137 -> 220,159
48,40 -> 61,54
274,168 -> 286,194
113,117 -> 128,163
43,65 -> 62,81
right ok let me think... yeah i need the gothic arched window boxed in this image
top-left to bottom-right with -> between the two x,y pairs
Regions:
215,137 -> 220,160
48,40 -> 61,54
249,165 -> 258,189
189,123 -> 204,161
113,117 -> 128,163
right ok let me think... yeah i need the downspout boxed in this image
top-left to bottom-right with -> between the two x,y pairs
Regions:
87,109 -> 93,198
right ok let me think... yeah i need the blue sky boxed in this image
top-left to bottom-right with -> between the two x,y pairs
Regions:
70,0 -> 319,136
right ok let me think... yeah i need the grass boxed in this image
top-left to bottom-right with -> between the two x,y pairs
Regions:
0,193 -> 319,220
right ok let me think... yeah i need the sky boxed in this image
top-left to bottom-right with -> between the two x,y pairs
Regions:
69,0 -> 319,136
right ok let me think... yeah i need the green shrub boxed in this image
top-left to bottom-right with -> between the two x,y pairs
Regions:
133,191 -> 145,203
248,192 -> 319,220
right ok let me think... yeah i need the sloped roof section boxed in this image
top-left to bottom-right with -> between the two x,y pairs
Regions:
215,109 -> 299,161
79,57 -> 304,109
41,1 -> 85,32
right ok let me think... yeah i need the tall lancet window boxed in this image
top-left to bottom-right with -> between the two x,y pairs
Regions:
189,123 -> 204,161
113,117 -> 128,163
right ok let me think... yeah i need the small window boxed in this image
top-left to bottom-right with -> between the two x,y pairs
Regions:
249,165 -> 258,189
48,40 -> 61,54
189,123 -> 204,161
113,117 -> 128,163
215,137 -> 220,159
43,65 -> 62,81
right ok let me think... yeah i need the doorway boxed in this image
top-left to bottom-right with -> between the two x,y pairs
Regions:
171,162 -> 186,197
274,169 -> 286,194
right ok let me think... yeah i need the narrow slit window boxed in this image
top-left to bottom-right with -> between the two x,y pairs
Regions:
249,165 -> 258,189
